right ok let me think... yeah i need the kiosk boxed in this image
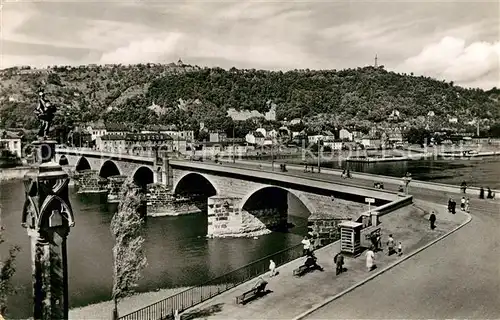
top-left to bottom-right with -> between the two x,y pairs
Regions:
339,221 -> 363,255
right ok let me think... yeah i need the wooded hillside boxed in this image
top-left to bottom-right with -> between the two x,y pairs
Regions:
0,63 -> 498,134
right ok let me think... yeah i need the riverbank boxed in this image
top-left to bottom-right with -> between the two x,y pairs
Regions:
69,287 -> 190,320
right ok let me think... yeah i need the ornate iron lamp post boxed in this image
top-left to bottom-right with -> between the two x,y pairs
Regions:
21,90 -> 75,320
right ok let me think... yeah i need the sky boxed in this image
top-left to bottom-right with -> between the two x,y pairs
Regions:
1,0 -> 499,89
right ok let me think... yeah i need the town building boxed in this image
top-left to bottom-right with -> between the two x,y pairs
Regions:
105,123 -> 130,136
142,125 -> 194,142
98,134 -> 127,153
339,128 -> 353,141
0,130 -> 22,158
323,141 -> 343,151
308,131 -> 336,144
209,131 -> 227,143
264,101 -> 277,121
245,131 -> 265,146
227,108 -> 264,121
68,127 -> 92,148
360,137 -> 382,149
86,120 -> 107,141
199,140 -> 250,157
98,133 -> 177,155
388,109 -> 401,121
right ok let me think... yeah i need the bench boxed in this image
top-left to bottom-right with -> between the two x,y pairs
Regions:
293,264 -> 312,277
236,280 -> 268,304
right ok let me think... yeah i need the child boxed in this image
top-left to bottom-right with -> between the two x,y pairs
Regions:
269,259 -> 277,277
397,242 -> 403,256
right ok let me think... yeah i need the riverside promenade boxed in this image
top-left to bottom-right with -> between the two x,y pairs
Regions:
177,201 -> 468,320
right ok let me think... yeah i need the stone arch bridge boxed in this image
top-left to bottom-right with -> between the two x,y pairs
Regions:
169,161 -> 408,239
55,149 -> 411,239
55,149 -> 161,188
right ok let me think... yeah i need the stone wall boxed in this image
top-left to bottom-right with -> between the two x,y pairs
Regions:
146,183 -> 204,217
308,213 -> 345,247
207,196 -> 245,238
73,170 -> 108,193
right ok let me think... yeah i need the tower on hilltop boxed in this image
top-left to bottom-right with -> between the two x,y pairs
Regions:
374,54 -> 378,68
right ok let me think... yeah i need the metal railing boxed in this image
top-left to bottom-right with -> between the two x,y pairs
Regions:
118,243 -> 304,320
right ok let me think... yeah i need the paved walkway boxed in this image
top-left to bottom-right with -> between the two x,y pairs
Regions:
178,201 -> 467,320
305,200 -> 500,319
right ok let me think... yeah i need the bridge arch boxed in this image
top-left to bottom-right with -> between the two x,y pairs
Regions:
99,160 -> 121,179
173,172 -> 219,197
58,155 -> 69,166
75,156 -> 91,172
240,186 -> 317,232
132,166 -> 155,189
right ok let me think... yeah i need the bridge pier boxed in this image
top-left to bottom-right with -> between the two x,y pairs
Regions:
207,196 -> 245,238
73,170 -> 108,194
146,184 -> 205,217
206,194 -> 291,238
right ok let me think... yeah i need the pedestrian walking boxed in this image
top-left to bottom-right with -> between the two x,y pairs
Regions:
366,247 -> 376,271
450,198 -> 456,214
461,181 -> 467,193
370,233 -> 379,251
448,198 -> 453,212
460,196 -> 466,211
429,211 -> 436,230
487,187 -> 495,199
269,259 -> 277,277
301,236 -> 311,256
479,187 -> 485,199
387,234 -> 395,256
465,198 -> 470,212
334,252 -> 345,275
397,242 -> 403,256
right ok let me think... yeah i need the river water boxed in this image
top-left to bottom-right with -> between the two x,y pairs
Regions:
1,157 -> 499,318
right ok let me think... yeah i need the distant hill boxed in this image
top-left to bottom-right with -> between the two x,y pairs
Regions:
0,64 -> 498,134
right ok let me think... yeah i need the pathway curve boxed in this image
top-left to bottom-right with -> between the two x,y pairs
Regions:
305,201 -> 500,319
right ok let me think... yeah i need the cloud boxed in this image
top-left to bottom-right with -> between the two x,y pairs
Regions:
192,38 -> 317,70
98,33 -> 184,65
397,36 -> 500,86
1,1 -> 499,89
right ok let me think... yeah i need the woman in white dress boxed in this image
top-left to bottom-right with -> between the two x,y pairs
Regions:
269,259 -> 277,277
366,247 -> 376,271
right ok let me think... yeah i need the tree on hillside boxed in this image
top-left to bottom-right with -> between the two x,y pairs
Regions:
404,127 -> 432,145
2,65 -> 500,131
0,229 -> 20,316
110,179 -> 147,319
